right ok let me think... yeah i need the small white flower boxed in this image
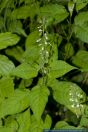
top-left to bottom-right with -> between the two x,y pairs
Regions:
36,38 -> 41,43
39,29 -> 42,32
71,104 -> 75,108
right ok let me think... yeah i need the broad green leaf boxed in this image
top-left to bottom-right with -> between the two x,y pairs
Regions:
25,31 -> 40,50
80,116 -> 88,127
30,116 -> 43,132
54,121 -> 78,129
50,43 -> 58,61
5,116 -> 18,131
5,46 -> 24,63
74,25 -> 88,43
0,89 -> 30,118
48,79 -> 86,117
72,50 -> 88,71
16,109 -> 30,132
39,4 -> 69,25
74,12 -> 88,43
48,60 -> 76,78
0,55 -> 15,76
7,20 -> 27,37
44,114 -> 52,129
0,32 -> 20,50
29,85 -> 49,120
11,4 -> 39,19
21,46 -> 41,64
11,62 -> 39,79
74,0 -> 88,11
54,121 -> 68,129
76,3 -> 88,11
0,77 -> 14,98
74,12 -> 88,26
19,79 -> 33,89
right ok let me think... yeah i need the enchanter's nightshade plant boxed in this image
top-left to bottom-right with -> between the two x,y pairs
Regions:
0,0 -> 88,131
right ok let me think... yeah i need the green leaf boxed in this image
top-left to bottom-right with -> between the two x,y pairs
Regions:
0,77 -> 14,98
74,12 -> 88,43
64,42 -> 74,59
0,32 -> 20,50
11,4 -> 39,19
72,50 -> 88,71
80,116 -> 88,127
39,4 -> 69,25
29,116 -> 43,132
7,20 -> 27,37
16,109 -> 30,132
29,85 -> 49,120
11,62 -> 39,79
48,79 -> 86,117
0,55 -> 15,76
5,116 -> 18,131
74,0 -> 88,11
48,60 -> 76,78
5,46 -> 24,63
25,31 -> 40,50
44,114 -> 52,129
54,121 -> 78,129
0,89 -> 30,118
19,78 -> 33,89
21,46 -> 41,64
76,3 -> 88,11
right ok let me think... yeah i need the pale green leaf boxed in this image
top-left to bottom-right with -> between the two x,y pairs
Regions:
48,79 -> 86,116
19,78 -> 33,89
11,4 -> 39,19
54,121 -> 78,129
74,12 -> 88,43
11,62 -> 39,79
48,60 -> 76,78
0,55 -> 15,76
80,116 -> 88,127
44,114 -> 52,129
74,25 -> 88,43
76,3 -> 87,11
5,116 -> 18,131
72,50 -> 88,71
16,109 -> 30,132
29,85 -> 49,120
75,0 -> 88,11
39,4 -> 69,25
21,46 -> 41,64
0,77 -> 14,98
25,31 -> 40,50
74,12 -> 88,26
0,32 -> 20,50
29,116 -> 43,132
0,89 -> 30,118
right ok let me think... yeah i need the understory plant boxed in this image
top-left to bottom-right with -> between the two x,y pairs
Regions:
0,0 -> 88,131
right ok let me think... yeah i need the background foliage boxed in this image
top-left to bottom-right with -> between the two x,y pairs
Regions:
0,0 -> 88,131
